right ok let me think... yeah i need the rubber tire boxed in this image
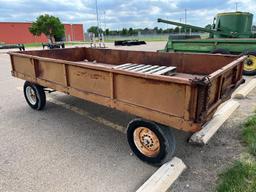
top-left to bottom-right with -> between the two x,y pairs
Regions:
211,48 -> 230,54
127,119 -> 176,166
23,81 -> 46,110
242,51 -> 256,76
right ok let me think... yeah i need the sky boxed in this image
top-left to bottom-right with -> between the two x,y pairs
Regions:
0,0 -> 256,31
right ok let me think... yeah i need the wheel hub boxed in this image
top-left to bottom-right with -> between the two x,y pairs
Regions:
142,135 -> 154,146
133,127 -> 160,157
244,55 -> 256,71
26,86 -> 37,105
246,60 -> 253,66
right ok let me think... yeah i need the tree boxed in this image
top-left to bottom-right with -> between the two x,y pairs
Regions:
174,27 -> 180,33
105,28 -> 110,36
205,24 -> 212,30
121,28 -> 128,36
128,27 -> 134,36
252,25 -> 256,32
87,26 -> 103,36
29,14 -> 65,43
158,28 -> 163,34
154,27 -> 158,33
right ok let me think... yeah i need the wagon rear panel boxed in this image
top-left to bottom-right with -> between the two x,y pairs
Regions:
195,56 -> 244,123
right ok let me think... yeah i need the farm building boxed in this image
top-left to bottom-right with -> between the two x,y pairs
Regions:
0,22 -> 84,44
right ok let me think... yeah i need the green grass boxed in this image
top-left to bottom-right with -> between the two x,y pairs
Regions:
24,43 -> 43,47
216,161 -> 256,192
65,42 -> 89,45
242,115 -> 256,156
216,114 -> 256,192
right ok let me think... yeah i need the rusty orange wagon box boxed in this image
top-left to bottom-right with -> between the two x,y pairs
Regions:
8,48 -> 245,165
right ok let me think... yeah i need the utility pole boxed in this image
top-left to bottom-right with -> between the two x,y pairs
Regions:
184,8 -> 187,34
185,9 -> 187,25
95,0 -> 100,36
235,2 -> 238,11
103,11 -> 106,31
179,18 -> 182,34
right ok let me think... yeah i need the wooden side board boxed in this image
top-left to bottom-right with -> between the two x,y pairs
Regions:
10,55 -> 201,132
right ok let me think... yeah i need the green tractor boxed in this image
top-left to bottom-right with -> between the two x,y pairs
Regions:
158,12 -> 256,75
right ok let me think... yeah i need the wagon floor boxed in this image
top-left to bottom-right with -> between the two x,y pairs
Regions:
75,61 -> 204,79
75,61 -> 115,69
173,73 -> 204,79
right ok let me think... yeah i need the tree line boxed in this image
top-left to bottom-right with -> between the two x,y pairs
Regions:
88,24 -> 256,36
87,26 -> 205,36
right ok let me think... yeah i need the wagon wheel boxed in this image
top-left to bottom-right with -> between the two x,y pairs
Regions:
23,81 -> 46,110
243,51 -> 256,76
127,119 -> 176,165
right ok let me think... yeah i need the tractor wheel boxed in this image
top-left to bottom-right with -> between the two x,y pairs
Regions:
243,51 -> 256,76
211,48 -> 230,54
127,119 -> 176,166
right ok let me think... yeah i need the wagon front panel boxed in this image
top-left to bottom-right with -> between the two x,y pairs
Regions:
11,55 -> 37,81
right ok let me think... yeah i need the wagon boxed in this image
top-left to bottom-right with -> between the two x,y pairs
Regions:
8,47 -> 245,165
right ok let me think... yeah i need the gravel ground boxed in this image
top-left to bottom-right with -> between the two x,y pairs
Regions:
0,42 -> 256,192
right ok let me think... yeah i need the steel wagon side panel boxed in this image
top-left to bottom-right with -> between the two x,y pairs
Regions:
114,74 -> 186,117
10,54 -> 200,132
68,65 -> 111,97
37,60 -> 67,85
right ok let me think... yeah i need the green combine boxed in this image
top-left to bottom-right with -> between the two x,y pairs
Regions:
158,12 -> 256,75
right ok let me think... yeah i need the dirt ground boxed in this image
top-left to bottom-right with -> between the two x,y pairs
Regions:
1,42 -> 256,192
